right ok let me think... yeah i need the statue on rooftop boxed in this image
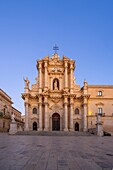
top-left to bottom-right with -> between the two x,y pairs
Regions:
23,76 -> 30,88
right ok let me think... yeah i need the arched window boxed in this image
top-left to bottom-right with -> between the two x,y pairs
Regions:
53,78 -> 59,90
33,108 -> 37,114
75,108 -> 79,115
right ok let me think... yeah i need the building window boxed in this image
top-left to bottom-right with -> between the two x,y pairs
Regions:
98,91 -> 102,96
75,108 -> 79,115
33,108 -> 37,114
98,107 -> 103,115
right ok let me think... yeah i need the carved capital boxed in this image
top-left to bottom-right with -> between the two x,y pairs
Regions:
70,97 -> 74,104
24,102 -> 30,107
44,96 -> 48,102
44,62 -> 48,68
64,102 -> 68,105
38,96 -> 42,103
83,103 -> 87,106
70,64 -> 74,70
38,102 -> 42,105
64,96 -> 68,103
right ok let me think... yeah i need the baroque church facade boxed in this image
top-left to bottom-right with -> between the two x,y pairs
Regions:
22,52 -> 113,132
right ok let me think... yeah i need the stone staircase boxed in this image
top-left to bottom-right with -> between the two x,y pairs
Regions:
16,131 -> 92,136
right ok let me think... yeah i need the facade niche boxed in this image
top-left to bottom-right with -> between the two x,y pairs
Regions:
53,78 -> 59,90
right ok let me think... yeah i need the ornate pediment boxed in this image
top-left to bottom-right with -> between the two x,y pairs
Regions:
51,98 -> 61,103
95,102 -> 104,106
42,55 -> 49,60
48,67 -> 64,73
49,104 -> 63,111
49,59 -> 63,66
63,55 -> 70,60
50,91 -> 62,103
51,53 -> 60,60
50,93 -> 62,98
74,116 -> 82,120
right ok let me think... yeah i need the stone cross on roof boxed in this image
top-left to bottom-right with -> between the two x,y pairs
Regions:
53,45 -> 59,54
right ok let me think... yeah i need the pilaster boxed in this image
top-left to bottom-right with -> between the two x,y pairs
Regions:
38,96 -> 43,131
44,61 -> 48,90
64,61 -> 68,88
24,102 -> 29,131
70,62 -> 74,94
83,101 -> 88,132
64,96 -> 68,131
44,96 -> 49,131
38,61 -> 43,93
70,97 -> 74,131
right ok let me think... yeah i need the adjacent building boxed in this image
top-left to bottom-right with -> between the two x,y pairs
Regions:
22,52 -> 113,132
0,88 -> 24,132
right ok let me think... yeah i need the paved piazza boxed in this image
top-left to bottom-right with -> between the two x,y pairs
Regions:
0,133 -> 113,170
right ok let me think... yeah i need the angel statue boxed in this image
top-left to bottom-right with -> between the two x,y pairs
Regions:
23,76 -> 30,88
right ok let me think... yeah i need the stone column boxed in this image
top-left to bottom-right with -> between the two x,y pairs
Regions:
25,102 -> 29,131
70,63 -> 74,94
38,61 -> 42,93
64,97 -> 68,131
38,97 -> 43,131
70,97 -> 74,131
96,114 -> 103,136
50,77 -> 53,90
83,102 -> 88,132
83,80 -> 88,131
44,61 -> 48,89
44,96 -> 49,131
64,61 -> 68,88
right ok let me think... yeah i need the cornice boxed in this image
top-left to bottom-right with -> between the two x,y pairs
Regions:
82,94 -> 90,98
89,97 -> 113,100
21,93 -> 31,100
88,85 -> 113,89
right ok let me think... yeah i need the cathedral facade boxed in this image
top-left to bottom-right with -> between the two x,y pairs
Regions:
22,53 -> 113,132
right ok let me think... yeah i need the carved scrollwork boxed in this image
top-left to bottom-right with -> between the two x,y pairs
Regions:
49,104 -> 63,114
50,94 -> 62,98
51,98 -> 60,103
48,67 -> 64,73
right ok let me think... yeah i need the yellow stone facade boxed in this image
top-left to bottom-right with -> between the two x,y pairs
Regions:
0,88 -> 23,132
22,53 -> 113,132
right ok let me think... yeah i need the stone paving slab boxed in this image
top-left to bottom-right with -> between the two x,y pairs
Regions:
0,133 -> 113,170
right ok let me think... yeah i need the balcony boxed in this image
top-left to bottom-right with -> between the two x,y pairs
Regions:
95,113 -> 105,117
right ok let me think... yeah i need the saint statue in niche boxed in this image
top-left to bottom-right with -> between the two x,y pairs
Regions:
54,80 -> 58,90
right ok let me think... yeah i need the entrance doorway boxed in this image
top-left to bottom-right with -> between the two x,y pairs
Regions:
52,113 -> 60,131
33,122 -> 37,131
75,122 -> 79,131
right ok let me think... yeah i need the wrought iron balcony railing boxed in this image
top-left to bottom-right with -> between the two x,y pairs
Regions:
95,113 -> 105,117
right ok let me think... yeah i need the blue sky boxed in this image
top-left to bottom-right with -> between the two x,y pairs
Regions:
0,0 -> 113,113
